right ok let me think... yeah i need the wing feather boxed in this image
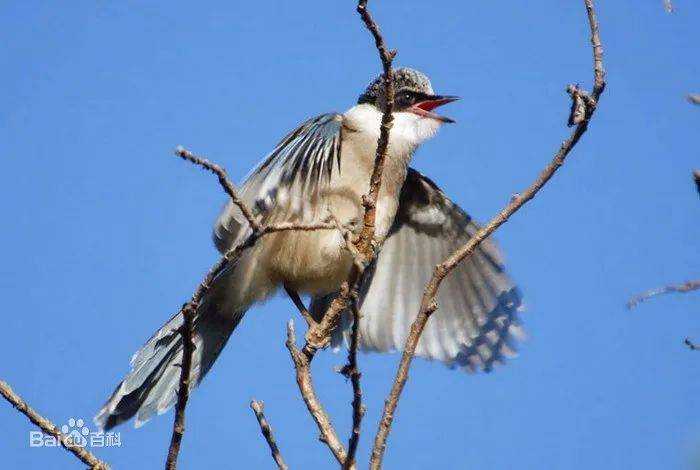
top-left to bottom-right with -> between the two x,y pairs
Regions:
310,167 -> 524,373
213,113 -> 343,253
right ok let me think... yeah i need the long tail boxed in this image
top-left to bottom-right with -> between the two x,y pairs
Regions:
95,262 -> 251,430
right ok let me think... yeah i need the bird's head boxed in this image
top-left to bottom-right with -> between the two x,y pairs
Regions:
357,68 -> 458,146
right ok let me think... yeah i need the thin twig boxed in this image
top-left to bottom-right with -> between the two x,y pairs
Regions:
283,279 -> 360,470
250,400 -> 289,470
176,149 -> 344,238
285,320 -> 348,465
263,220 -> 339,234
165,252 -> 232,470
627,280 -> 700,309
285,285 -> 317,327
175,146 -> 262,234
355,0 -> 396,254
685,339 -> 699,351
0,380 -> 110,470
369,1 -> 606,468
341,297 -> 365,470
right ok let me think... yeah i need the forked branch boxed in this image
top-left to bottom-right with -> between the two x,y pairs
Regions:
286,320 -> 349,465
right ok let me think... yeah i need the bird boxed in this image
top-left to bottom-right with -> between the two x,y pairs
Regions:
95,68 -> 523,430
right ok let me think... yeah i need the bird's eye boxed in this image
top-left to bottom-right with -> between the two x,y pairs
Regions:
396,92 -> 415,107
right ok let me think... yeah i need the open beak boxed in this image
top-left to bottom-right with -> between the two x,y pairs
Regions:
409,95 -> 459,123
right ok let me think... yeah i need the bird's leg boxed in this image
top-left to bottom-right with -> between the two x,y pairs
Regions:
284,285 -> 317,328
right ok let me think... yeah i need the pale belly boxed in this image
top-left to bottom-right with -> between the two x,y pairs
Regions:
259,189 -> 399,297
261,228 -> 352,296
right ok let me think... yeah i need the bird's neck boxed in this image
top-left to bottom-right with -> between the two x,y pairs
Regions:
343,103 -> 440,166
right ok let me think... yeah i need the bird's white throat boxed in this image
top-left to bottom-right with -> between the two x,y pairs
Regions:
344,103 -> 442,156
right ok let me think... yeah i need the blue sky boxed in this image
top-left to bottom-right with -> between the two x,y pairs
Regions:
1,1 -> 699,469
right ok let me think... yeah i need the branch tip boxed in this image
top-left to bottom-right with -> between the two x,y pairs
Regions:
250,400 -> 289,470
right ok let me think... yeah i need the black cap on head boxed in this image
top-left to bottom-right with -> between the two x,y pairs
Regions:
358,67 -> 434,107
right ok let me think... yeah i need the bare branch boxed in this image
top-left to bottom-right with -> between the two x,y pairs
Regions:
369,1 -> 606,467
685,339 -> 700,351
285,320 -> 349,465
627,280 -> 700,309
263,220 -> 339,235
304,283 -> 351,348
341,297 -> 365,470
250,400 -> 289,470
0,380 -> 110,470
166,252 -> 233,469
280,212 -> 372,467
285,286 -> 317,328
175,146 -> 262,234
355,0 -> 397,254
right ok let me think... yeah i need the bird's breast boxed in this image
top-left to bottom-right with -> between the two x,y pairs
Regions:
259,127 -> 409,297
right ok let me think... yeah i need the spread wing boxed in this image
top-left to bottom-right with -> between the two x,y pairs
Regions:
310,168 -> 524,372
214,113 -> 344,253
